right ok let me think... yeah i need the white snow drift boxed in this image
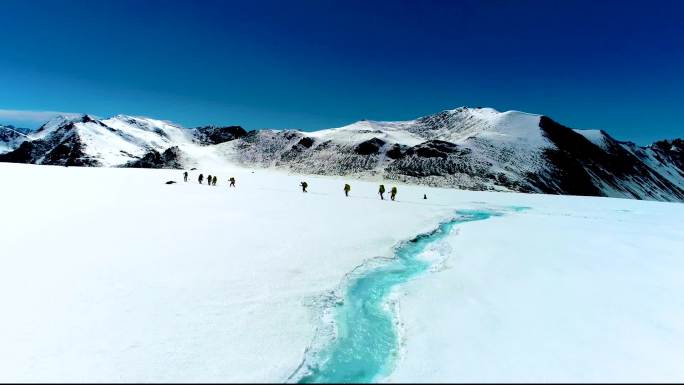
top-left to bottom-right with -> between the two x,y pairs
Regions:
0,162 -> 683,382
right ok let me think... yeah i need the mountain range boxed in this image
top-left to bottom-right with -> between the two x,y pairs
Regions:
1,107 -> 682,202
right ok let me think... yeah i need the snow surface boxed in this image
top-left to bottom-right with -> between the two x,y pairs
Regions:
389,196 -> 684,382
574,128 -> 610,150
305,108 -> 549,149
1,163 -> 683,382
307,120 -> 425,146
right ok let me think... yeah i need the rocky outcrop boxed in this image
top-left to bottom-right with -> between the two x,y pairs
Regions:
123,146 -> 184,169
192,125 -> 247,145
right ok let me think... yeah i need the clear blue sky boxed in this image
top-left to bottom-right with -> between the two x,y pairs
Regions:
0,0 -> 682,143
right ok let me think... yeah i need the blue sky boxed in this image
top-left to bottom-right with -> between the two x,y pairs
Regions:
0,0 -> 682,143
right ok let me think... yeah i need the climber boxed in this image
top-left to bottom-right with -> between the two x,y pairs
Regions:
212,175 -> 217,186
378,184 -> 386,200
344,183 -> 351,197
229,177 -> 236,187
183,171 -> 188,182
300,181 -> 308,193
198,173 -> 204,184
390,186 -> 398,201
207,174 -> 212,187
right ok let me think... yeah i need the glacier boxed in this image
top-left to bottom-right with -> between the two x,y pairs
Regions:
1,162 -> 683,382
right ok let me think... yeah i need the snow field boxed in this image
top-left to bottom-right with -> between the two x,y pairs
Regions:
1,162 -> 682,382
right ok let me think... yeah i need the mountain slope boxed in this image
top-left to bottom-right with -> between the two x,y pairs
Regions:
0,115 -> 246,168
216,107 -> 684,201
1,107 -> 682,202
539,117 -> 684,200
0,124 -> 32,154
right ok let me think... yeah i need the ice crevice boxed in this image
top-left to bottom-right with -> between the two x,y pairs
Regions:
288,207 -> 526,383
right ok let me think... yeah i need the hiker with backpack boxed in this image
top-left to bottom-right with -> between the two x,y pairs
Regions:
390,186 -> 398,201
198,174 -> 204,184
183,171 -> 188,182
378,184 -> 386,200
229,177 -> 236,187
344,183 -> 351,197
300,181 -> 308,193
212,175 -> 217,186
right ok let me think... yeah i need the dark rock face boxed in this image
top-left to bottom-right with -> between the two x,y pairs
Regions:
533,117 -> 605,196
280,137 -> 316,162
0,123 -> 99,166
355,138 -> 386,155
282,130 -> 300,141
406,140 -> 459,158
193,126 -> 247,145
387,144 -> 480,178
42,134 -> 98,166
124,146 -> 183,169
537,116 -> 684,199
385,143 -> 408,159
298,137 -> 315,148
0,140 -> 48,163
651,138 -> 684,170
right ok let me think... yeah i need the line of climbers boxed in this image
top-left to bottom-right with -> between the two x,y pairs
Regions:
184,171 -> 236,187
183,171 -> 428,201
299,181 -> 412,201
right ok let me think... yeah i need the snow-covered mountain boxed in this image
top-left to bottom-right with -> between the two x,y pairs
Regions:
1,107 -> 683,202
0,114 -> 247,168
217,107 -> 684,201
0,124 -> 32,154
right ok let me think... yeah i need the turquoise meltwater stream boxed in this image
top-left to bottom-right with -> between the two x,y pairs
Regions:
296,210 -> 502,383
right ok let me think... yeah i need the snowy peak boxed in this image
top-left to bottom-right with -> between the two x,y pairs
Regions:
222,109 -> 684,202
0,114 -> 192,167
35,114 -> 89,133
1,106 -> 683,202
0,124 -> 31,154
420,108 -> 546,148
0,113 -> 249,168
306,107 -> 546,148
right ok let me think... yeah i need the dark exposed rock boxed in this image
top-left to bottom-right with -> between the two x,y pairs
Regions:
650,138 -> 684,170
355,138 -> 386,155
0,129 -> 99,166
406,140 -> 459,158
193,126 -> 247,145
43,134 -> 99,166
0,140 -> 48,163
298,137 -> 315,148
386,143 -> 408,159
123,146 -> 183,169
537,116 -> 684,199
283,130 -> 300,141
